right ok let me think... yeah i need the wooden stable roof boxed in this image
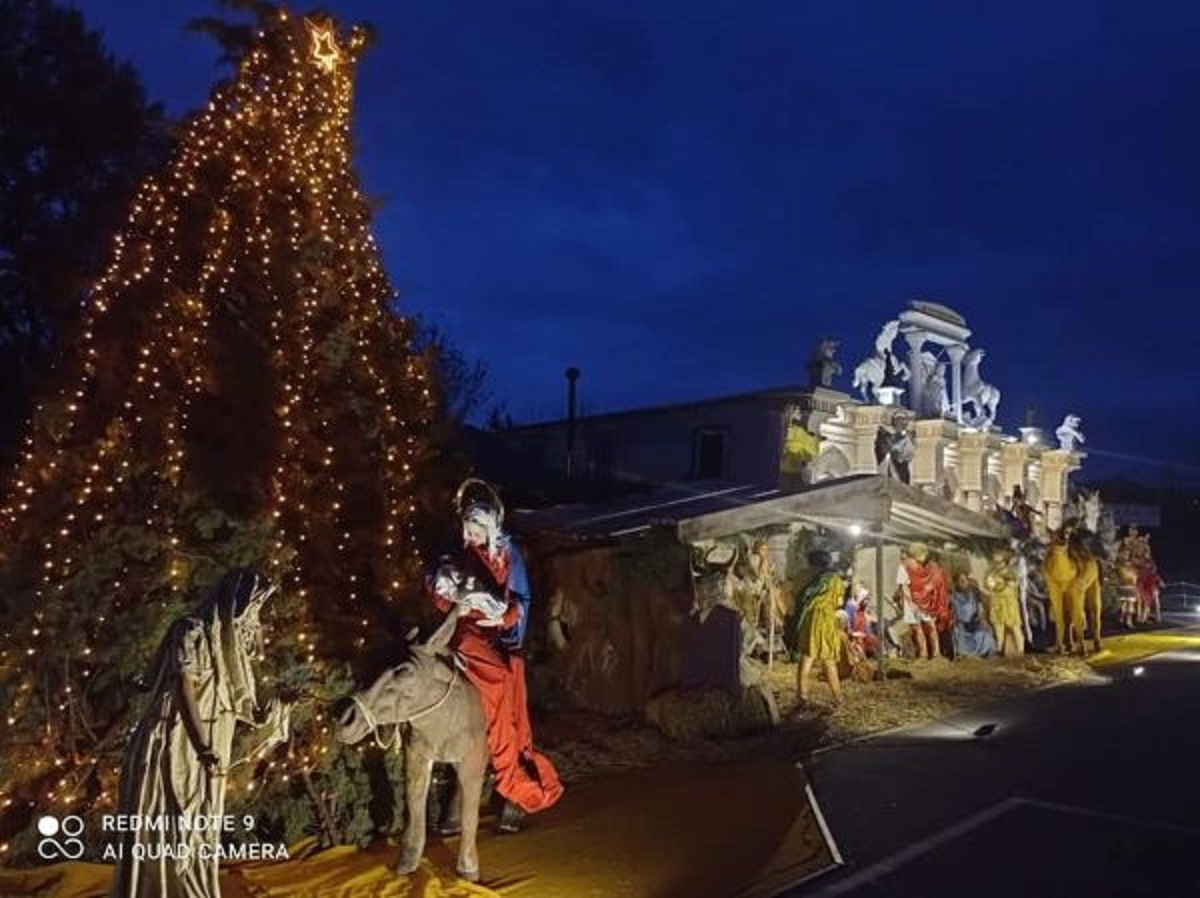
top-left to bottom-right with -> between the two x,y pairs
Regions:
512,474 -> 1012,544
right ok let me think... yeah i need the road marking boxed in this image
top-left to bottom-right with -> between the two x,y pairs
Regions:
803,797 -> 1025,896
802,796 -> 1200,896
799,764 -> 843,866
1016,797 -> 1200,836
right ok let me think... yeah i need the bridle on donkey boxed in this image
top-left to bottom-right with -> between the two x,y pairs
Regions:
350,663 -> 461,751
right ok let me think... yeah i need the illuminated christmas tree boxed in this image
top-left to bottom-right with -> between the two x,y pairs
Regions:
0,5 -> 438,848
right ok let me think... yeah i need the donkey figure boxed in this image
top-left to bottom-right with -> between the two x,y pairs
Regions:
336,610 -> 488,882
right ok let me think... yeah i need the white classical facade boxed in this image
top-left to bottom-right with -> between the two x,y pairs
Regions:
814,300 -> 1085,532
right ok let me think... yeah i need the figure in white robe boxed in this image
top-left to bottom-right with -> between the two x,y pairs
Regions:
110,569 -> 288,898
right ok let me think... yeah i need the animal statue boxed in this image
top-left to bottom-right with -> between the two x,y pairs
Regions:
336,613 -> 488,883
1056,414 -> 1085,451
960,348 -> 1000,429
806,338 -> 843,388
851,356 -> 885,402
1041,528 -> 1103,655
852,319 -> 910,402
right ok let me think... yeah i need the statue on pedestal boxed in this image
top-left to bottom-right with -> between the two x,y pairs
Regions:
874,411 -> 914,483
852,320 -> 911,404
960,347 -> 1001,429
805,338 -> 843,388
915,351 -> 950,418
1055,414 -> 1085,451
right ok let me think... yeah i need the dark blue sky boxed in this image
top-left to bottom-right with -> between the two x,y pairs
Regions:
80,1 -> 1200,480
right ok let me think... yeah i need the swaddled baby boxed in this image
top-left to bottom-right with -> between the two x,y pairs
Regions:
431,559 -> 508,624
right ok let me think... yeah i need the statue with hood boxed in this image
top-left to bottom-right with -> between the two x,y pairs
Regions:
110,569 -> 290,898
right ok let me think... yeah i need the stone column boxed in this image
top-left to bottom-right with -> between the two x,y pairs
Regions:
1000,441 -> 1029,505
957,430 -> 990,512
946,343 -> 967,425
904,330 -> 927,418
985,444 -> 1004,510
1039,449 -> 1080,531
845,405 -> 897,475
912,419 -> 959,493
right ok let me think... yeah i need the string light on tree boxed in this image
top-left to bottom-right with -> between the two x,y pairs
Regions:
0,5 -> 441,849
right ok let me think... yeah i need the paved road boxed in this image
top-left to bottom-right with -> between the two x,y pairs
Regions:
791,621 -> 1200,897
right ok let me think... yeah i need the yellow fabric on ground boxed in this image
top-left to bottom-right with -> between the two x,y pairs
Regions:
0,761 -> 830,898
0,862 -> 111,898
236,848 -> 499,898
476,762 -> 828,898
1089,630 -> 1200,668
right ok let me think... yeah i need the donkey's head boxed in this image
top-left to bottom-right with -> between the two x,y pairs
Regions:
334,611 -> 459,745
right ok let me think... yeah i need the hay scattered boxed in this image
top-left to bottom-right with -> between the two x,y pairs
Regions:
539,653 -> 1093,783
771,653 -> 1093,743
644,686 -> 775,742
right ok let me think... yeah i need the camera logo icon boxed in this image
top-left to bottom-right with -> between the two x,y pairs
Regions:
36,815 -> 85,860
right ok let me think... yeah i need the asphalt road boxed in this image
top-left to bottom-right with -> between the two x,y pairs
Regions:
792,619 -> 1200,898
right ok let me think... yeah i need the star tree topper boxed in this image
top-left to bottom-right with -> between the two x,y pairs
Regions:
307,19 -> 341,72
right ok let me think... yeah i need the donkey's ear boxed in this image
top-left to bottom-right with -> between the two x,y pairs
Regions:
424,609 -> 458,654
405,626 -> 420,644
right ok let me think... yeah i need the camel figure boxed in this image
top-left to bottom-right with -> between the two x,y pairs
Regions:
336,612 -> 488,883
1042,529 -> 1103,654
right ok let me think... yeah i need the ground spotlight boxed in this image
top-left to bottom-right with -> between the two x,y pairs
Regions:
1132,666 -> 1146,677
972,723 -> 998,739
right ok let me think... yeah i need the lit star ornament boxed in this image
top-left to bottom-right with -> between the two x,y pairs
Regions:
307,20 -> 340,72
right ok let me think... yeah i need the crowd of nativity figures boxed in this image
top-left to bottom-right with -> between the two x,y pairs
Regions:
682,483 -> 1162,710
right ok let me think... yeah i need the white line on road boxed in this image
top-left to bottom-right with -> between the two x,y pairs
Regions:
802,795 -> 1200,897
1016,797 -> 1200,836
803,797 -> 1025,896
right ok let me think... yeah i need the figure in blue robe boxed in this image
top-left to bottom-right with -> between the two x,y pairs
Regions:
951,576 -> 997,658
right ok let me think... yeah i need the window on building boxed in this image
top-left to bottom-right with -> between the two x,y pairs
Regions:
694,429 -> 726,479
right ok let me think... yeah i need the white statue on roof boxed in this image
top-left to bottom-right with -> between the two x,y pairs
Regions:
852,319 -> 911,404
1055,414 -> 1085,452
960,347 -> 1000,429
915,351 -> 950,418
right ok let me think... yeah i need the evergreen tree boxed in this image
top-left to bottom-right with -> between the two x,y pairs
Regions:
0,4 -> 440,848
0,0 -> 166,466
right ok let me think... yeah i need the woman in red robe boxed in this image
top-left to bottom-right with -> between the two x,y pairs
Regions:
432,497 -> 563,833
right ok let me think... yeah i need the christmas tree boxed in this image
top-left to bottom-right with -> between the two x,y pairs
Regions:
0,5 -> 441,850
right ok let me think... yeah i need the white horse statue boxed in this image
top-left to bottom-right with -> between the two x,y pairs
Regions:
960,347 -> 1000,428
852,320 -> 910,403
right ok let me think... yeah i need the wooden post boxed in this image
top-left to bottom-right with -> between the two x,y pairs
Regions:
874,526 -> 887,681
767,596 -> 776,672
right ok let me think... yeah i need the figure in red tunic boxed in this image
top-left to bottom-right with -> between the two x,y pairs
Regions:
432,482 -> 563,834
896,542 -> 950,660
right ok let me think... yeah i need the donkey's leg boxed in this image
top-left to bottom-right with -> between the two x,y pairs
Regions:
441,770 -> 463,836
453,752 -> 487,882
395,753 -> 433,875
